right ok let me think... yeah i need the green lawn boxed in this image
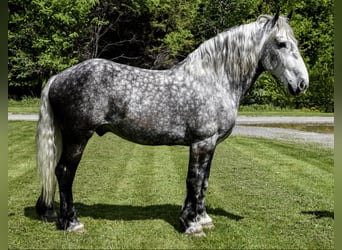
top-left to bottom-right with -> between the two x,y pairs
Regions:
8,121 -> 334,249
8,98 -> 40,114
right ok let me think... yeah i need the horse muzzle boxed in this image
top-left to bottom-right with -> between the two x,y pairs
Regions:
288,77 -> 309,95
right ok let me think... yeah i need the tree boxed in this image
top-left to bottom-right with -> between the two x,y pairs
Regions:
8,0 -> 334,112
81,0 -> 149,64
82,0 -> 199,69
293,0 -> 334,112
8,0 -> 97,97
194,0 -> 258,38
143,0 -> 199,68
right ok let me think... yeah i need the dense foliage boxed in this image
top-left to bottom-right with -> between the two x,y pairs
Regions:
8,0 -> 334,111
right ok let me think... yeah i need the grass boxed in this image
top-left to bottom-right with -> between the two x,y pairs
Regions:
8,121 -> 334,249
8,98 -> 40,114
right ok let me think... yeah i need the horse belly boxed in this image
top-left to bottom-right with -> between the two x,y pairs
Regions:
100,117 -> 189,146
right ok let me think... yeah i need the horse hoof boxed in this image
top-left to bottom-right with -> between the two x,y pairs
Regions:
67,221 -> 85,233
184,222 -> 206,237
197,212 -> 214,230
201,221 -> 215,230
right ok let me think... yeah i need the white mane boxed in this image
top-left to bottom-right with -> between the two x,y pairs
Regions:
179,15 -> 295,83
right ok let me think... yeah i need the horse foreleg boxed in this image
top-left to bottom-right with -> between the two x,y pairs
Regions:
55,137 -> 89,232
196,152 -> 215,230
180,136 -> 217,236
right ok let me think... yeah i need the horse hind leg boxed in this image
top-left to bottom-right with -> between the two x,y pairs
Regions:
55,134 -> 90,232
36,191 -> 58,222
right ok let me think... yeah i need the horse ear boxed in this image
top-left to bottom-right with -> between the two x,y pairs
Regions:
287,10 -> 293,22
271,10 -> 280,28
257,15 -> 269,25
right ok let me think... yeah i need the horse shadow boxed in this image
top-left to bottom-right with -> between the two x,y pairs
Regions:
301,210 -> 334,219
24,203 -> 244,232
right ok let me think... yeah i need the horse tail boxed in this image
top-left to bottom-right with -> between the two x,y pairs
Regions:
36,75 -> 62,211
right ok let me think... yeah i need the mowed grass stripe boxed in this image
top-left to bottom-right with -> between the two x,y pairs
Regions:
149,145 -> 187,204
75,136 -> 193,249
81,138 -> 160,206
74,133 -> 139,206
8,122 -> 61,249
8,121 -> 37,180
8,122 -> 333,249
8,121 -> 40,225
232,136 -> 333,206
205,136 -> 333,249
216,136 -> 333,211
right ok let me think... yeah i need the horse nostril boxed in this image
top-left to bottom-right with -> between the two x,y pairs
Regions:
298,80 -> 307,92
299,80 -> 304,89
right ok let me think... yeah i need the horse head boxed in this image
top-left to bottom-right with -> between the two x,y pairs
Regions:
259,12 -> 309,95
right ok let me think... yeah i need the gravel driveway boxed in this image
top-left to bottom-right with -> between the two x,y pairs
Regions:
233,125 -> 333,148
8,114 -> 334,148
234,116 -> 334,149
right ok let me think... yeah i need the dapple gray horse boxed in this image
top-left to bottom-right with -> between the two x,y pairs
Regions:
35,12 -> 308,236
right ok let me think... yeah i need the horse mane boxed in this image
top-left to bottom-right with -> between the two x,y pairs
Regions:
178,15 -> 295,83
268,15 -> 296,42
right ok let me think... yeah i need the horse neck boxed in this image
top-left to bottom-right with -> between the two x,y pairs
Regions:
179,21 -> 267,98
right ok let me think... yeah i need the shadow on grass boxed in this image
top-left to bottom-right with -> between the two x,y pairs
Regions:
301,210 -> 334,219
24,203 -> 243,232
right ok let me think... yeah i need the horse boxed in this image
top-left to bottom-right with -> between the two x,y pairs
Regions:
35,12 -> 309,236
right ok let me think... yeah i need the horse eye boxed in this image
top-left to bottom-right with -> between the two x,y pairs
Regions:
277,42 -> 287,49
